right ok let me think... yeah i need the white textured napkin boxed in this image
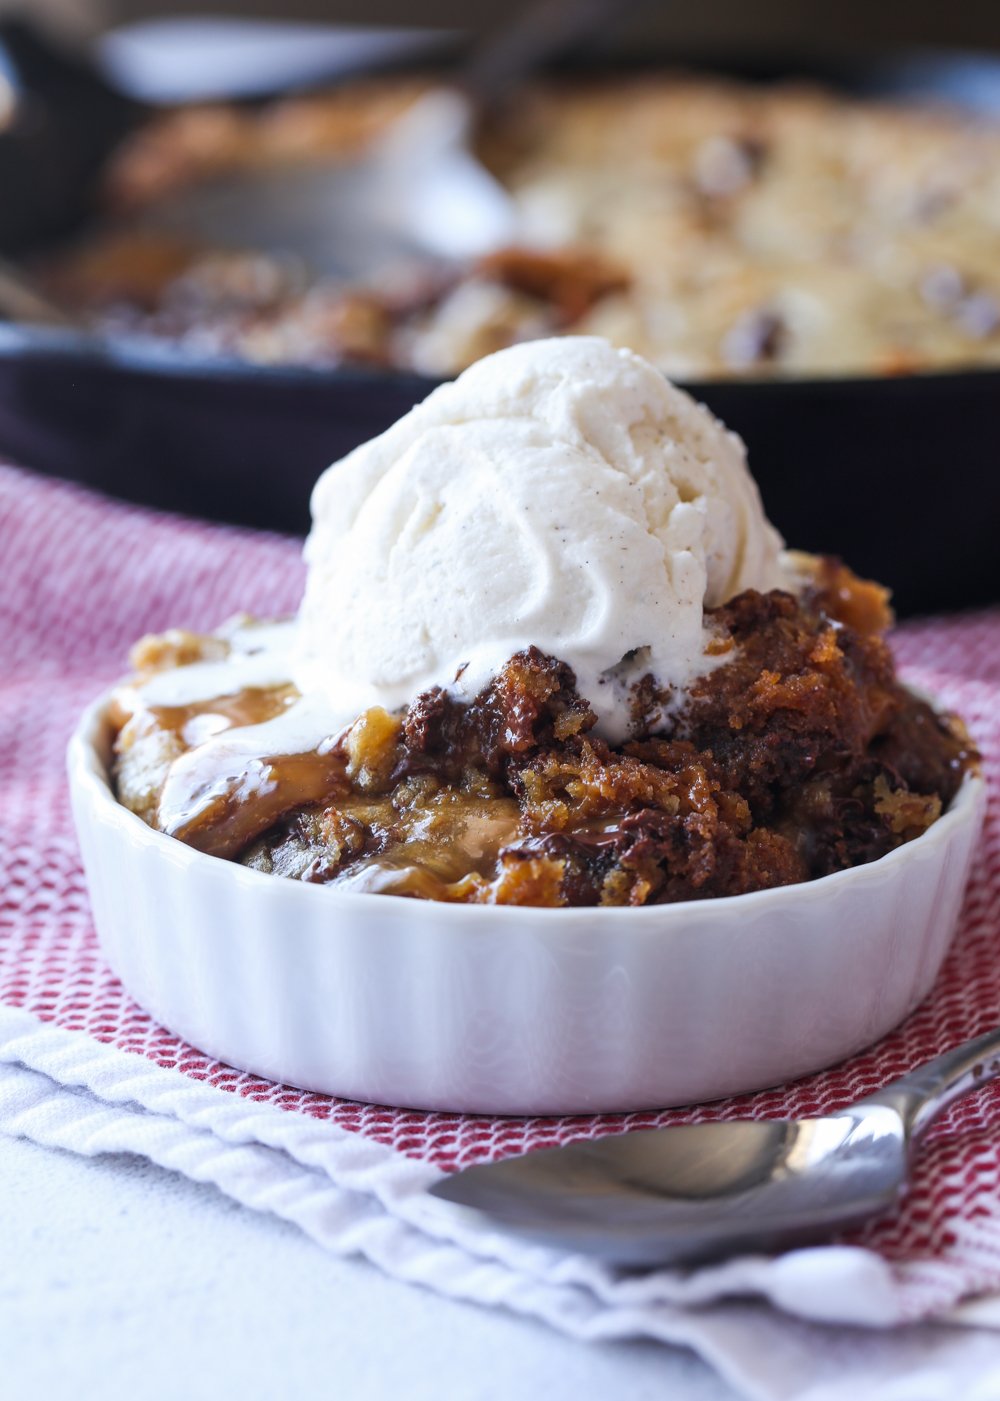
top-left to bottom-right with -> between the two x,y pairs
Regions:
4,1005 -> 1000,1401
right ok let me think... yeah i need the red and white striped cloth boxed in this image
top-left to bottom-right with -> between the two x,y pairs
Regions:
2,462 -> 1000,1323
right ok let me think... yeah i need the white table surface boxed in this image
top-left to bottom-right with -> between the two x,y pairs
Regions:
6,1132 -> 1000,1400
0,1134 -> 734,1401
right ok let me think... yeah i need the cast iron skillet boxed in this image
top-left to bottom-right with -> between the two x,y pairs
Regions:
0,35 -> 998,617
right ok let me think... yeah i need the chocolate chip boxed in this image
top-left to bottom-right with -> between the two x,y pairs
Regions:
919,264 -> 965,310
920,267 -> 999,339
956,290 -> 1000,340
721,307 -> 787,368
693,135 -> 766,199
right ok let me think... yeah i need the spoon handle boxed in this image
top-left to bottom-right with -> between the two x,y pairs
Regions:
461,0 -> 634,111
0,258 -> 76,327
858,1027 -> 1000,1141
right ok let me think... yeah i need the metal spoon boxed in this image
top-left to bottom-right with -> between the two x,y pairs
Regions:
0,255 -> 78,326
146,0 -> 628,278
429,1028 -> 1000,1267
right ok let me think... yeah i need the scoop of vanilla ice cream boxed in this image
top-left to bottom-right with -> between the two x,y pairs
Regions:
294,337 -> 787,740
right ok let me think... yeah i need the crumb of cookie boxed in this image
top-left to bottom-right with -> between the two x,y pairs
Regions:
873,774 -> 942,840
806,557 -> 894,636
488,853 -> 567,907
474,247 -> 631,325
129,628 -> 229,675
344,707 -> 402,792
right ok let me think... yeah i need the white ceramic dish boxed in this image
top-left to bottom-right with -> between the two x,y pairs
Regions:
68,692 -> 984,1114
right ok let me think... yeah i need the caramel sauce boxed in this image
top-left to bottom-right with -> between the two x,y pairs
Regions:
112,600 -> 973,906
327,806 -> 650,900
166,749 -> 347,860
372,797 -> 520,881
148,685 -> 297,742
120,683 -> 348,860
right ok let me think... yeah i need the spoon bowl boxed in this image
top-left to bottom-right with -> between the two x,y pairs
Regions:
139,0 -> 628,277
430,1028 -> 1000,1265
142,91 -> 518,280
431,1108 -> 908,1265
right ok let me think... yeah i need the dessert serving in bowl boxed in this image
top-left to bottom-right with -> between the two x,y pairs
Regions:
68,337 -> 983,1113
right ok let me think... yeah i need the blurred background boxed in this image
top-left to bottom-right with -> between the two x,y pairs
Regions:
10,0 -> 1000,51
0,0 -> 998,614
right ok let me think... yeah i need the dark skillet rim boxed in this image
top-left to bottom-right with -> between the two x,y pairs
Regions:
2,320 -> 999,397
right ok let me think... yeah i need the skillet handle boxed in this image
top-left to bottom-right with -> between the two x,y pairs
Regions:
0,18 -> 143,255
460,0 -> 642,113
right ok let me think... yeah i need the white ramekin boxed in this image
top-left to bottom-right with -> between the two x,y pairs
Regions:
68,692 -> 985,1115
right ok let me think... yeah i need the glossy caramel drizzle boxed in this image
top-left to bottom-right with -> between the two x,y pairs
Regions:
165,748 -> 348,860
149,685 -> 297,744
118,683 -> 349,860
